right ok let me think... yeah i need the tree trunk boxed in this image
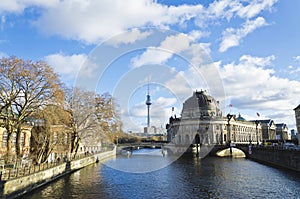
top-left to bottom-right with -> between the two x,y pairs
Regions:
15,125 -> 21,157
6,135 -> 13,158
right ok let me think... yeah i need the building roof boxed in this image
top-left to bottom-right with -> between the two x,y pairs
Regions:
181,90 -> 222,119
276,123 -> 288,129
250,119 -> 275,127
294,104 -> 300,110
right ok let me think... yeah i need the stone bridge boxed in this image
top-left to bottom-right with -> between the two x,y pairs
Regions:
209,144 -> 252,157
117,142 -> 252,158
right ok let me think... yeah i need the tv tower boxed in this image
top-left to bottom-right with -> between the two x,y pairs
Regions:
145,79 -> 152,129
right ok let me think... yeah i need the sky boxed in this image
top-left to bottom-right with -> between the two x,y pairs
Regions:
0,0 -> 300,133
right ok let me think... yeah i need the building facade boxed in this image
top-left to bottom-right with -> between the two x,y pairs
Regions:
166,91 -> 262,147
254,119 -> 277,140
275,123 -> 289,140
295,105 -> 300,144
0,125 -> 32,157
294,105 -> 300,136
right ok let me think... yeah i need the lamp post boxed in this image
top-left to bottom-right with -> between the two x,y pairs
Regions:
227,114 -> 234,155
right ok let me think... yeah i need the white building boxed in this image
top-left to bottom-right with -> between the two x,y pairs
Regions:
167,91 -> 262,146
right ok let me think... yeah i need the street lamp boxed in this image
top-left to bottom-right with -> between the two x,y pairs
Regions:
227,114 -> 234,155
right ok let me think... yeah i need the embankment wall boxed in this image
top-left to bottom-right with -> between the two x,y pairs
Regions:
1,148 -> 116,199
248,147 -> 300,172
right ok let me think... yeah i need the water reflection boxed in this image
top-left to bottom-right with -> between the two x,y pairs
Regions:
23,151 -> 300,199
106,148 -> 177,173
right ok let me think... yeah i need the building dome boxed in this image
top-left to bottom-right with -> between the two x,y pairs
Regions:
236,113 -> 246,121
181,90 -> 222,119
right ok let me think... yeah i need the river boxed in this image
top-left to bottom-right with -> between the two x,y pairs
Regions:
22,148 -> 300,199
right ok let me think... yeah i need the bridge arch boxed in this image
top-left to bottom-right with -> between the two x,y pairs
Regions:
213,145 -> 251,158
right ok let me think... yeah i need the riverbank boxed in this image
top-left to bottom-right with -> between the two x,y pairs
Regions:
0,148 -> 116,199
248,146 -> 300,172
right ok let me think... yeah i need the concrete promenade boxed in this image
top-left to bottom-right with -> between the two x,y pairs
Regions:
0,147 -> 116,199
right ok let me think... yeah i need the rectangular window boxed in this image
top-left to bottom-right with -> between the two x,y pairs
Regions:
12,132 -> 17,147
20,133 -> 25,147
53,132 -> 57,144
2,130 -> 8,148
65,133 -> 69,144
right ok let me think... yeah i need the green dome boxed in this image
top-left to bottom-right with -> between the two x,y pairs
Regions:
236,113 -> 246,121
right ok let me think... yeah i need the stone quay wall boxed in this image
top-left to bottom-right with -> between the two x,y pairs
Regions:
1,147 -> 116,199
248,147 -> 300,172
70,149 -> 116,170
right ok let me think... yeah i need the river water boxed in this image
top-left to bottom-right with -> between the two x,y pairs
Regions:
23,148 -> 300,199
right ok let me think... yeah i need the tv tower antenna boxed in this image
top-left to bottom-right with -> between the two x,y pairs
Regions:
145,78 -> 152,128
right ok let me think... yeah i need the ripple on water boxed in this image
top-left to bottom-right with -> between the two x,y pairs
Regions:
22,153 -> 300,199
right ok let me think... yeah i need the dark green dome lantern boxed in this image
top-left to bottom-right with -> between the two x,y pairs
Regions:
236,113 -> 246,121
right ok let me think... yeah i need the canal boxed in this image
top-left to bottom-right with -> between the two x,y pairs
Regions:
22,148 -> 300,199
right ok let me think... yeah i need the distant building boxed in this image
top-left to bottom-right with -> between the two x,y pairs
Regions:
294,105 -> 300,142
291,129 -> 297,140
275,123 -> 289,140
251,119 -> 276,141
144,126 -> 157,134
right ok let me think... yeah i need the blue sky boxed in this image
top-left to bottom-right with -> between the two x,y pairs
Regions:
0,0 -> 300,133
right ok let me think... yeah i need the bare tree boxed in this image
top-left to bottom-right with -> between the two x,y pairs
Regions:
0,56 -> 63,157
30,105 -> 72,164
66,88 -> 122,156
95,93 -> 123,141
66,88 -> 99,155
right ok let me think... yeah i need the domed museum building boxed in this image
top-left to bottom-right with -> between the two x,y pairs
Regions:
166,90 -> 263,146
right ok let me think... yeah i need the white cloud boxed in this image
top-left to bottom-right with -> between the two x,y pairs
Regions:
0,0 -> 277,50
32,0 -> 204,44
0,51 -> 8,58
293,56 -> 300,62
237,0 -> 278,19
288,67 -> 300,74
186,30 -> 210,40
219,55 -> 300,116
239,54 -> 275,67
164,71 -> 192,99
0,0 -> 58,14
131,32 -> 212,67
131,33 -> 191,67
219,17 -> 268,52
28,0 -> 275,45
106,29 -> 153,47
206,0 -> 242,20
196,0 -> 277,27
0,16 -> 5,30
44,53 -> 87,81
